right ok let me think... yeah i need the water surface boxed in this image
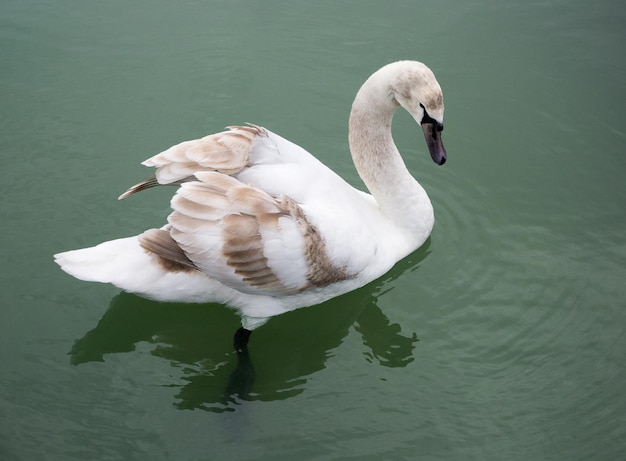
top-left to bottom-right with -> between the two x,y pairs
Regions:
1,0 -> 625,459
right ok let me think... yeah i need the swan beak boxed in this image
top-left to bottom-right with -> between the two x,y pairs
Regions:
421,122 -> 447,165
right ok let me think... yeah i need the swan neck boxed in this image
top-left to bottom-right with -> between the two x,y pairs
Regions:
348,78 -> 434,243
348,84 -> 399,191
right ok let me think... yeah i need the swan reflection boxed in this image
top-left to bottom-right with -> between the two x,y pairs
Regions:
70,245 -> 428,412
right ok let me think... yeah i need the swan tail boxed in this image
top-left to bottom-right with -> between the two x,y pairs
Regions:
54,234 -> 218,303
54,236 -> 152,285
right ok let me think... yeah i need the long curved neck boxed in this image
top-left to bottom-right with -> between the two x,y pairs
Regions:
348,77 -> 434,243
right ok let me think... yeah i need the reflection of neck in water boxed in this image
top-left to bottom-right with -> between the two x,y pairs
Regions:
356,303 -> 419,368
69,242 -> 429,412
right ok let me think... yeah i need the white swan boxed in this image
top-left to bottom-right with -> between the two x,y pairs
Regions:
54,60 -> 447,350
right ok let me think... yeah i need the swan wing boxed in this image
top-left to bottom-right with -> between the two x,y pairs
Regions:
119,124 -> 325,198
138,171 -> 352,296
119,124 -> 367,296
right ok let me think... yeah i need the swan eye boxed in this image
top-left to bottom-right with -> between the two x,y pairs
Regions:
419,104 -> 443,131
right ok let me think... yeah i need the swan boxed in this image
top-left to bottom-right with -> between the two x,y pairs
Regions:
54,60 -> 447,351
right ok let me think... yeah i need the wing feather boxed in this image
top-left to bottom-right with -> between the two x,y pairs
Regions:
119,123 -> 355,296
119,125 -> 265,199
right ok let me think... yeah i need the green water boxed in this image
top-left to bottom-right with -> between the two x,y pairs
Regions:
1,0 -> 625,459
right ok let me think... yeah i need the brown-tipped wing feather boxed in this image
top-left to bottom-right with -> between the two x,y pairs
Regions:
118,124 -> 265,200
139,229 -> 198,272
119,124 -> 353,296
140,171 -> 353,296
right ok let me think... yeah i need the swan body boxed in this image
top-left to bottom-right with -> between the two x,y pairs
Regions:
54,60 -> 447,331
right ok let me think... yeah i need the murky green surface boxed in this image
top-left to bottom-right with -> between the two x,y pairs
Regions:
1,1 -> 625,459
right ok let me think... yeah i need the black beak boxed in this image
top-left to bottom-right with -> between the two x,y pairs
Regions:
420,105 -> 447,165
421,121 -> 447,165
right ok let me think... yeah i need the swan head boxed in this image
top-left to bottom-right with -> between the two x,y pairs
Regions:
388,61 -> 447,165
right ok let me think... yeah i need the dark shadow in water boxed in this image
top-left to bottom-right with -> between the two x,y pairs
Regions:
69,241 -> 430,412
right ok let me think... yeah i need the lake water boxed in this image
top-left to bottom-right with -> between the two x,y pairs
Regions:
1,0 -> 625,459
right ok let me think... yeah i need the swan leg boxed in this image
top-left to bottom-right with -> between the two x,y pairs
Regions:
233,327 -> 252,352
223,327 -> 255,404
